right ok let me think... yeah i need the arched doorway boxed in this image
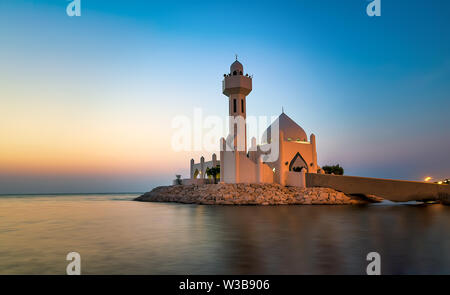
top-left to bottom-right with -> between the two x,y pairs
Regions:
289,152 -> 308,172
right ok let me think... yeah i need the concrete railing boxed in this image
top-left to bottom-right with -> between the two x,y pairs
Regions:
179,179 -> 214,185
285,171 -> 306,188
305,173 -> 450,202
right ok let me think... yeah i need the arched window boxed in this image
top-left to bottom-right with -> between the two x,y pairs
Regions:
289,152 -> 308,172
233,99 -> 237,113
241,99 -> 244,112
233,71 -> 237,76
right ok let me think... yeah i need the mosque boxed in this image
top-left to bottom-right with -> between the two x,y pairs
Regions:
187,59 -> 319,187
180,58 -> 450,203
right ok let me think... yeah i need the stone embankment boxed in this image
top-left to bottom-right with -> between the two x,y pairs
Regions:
135,183 -> 383,205
439,194 -> 450,205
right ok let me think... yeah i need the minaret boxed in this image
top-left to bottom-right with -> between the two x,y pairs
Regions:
222,58 -> 252,152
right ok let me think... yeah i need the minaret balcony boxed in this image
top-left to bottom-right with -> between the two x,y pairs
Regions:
222,75 -> 252,96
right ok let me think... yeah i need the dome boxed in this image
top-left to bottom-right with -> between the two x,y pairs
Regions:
230,60 -> 243,74
262,113 -> 308,143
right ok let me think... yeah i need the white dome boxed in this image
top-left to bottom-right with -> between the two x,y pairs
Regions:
230,60 -> 243,73
262,113 -> 308,143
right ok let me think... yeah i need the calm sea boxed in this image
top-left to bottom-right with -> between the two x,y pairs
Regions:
0,194 -> 449,274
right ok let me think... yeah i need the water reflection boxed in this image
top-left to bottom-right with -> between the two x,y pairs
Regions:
212,204 -> 450,274
0,195 -> 449,274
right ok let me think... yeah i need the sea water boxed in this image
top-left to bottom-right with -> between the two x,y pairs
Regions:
0,194 -> 449,274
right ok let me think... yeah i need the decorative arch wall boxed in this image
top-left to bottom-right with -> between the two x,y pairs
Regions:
289,152 -> 309,172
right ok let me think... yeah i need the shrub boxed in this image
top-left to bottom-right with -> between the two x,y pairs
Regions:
206,165 -> 220,184
322,164 -> 344,175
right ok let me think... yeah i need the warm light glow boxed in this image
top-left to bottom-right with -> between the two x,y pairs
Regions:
424,177 -> 432,182
438,181 -> 443,184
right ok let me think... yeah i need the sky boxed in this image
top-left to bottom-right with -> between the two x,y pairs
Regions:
1,0 -> 449,194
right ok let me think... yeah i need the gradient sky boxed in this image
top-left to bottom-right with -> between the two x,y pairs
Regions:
1,0 -> 449,194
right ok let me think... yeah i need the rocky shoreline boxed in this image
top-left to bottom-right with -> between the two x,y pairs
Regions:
134,183 -> 383,205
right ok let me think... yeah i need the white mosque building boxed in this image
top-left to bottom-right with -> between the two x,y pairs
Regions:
187,59 -> 319,187
180,59 -> 450,203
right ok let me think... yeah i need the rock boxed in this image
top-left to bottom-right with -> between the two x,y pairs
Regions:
134,184 -> 370,205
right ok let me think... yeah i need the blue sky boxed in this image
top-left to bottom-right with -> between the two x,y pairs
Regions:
1,0 -> 449,193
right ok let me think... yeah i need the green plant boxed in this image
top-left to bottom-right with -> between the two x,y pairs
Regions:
322,164 -> 344,175
206,165 -> 220,184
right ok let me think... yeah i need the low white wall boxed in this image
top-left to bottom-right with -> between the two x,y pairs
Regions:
180,179 -> 212,185
305,173 -> 450,202
192,160 -> 219,179
285,171 -> 306,188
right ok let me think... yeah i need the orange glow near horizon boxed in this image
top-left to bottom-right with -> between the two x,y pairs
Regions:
0,108 -> 217,178
0,93 -> 190,177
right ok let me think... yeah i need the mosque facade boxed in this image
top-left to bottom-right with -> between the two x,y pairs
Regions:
188,59 -> 319,187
